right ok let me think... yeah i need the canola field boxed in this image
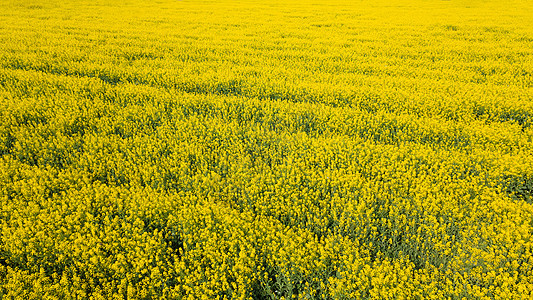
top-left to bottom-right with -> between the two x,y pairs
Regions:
1,0 -> 533,299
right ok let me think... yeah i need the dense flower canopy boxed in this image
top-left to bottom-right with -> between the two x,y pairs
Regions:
0,0 -> 532,299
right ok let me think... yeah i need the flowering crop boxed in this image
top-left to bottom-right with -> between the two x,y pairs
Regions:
1,0 -> 533,299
